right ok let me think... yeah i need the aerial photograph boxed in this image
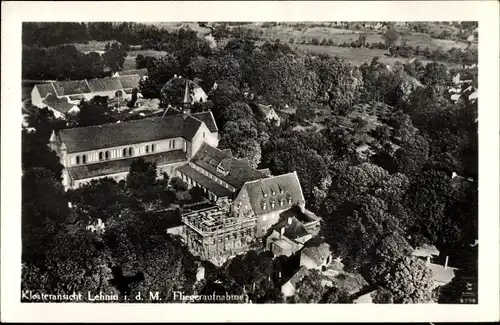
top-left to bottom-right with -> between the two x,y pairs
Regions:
21,21 -> 478,304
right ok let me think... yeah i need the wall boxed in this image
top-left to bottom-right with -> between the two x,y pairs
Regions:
70,160 -> 186,189
300,254 -> 320,270
189,123 -> 217,158
64,137 -> 187,167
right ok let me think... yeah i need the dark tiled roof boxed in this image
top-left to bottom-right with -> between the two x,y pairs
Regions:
271,216 -> 310,240
182,115 -> 203,140
67,150 -> 187,180
301,242 -> 331,267
241,172 -> 305,216
42,94 -> 76,114
118,75 -> 141,89
87,77 -> 123,92
52,80 -> 91,96
284,265 -> 308,289
191,143 -> 267,189
59,115 -> 193,153
191,111 -> 218,133
176,165 -> 233,198
35,83 -> 57,98
118,69 -> 148,78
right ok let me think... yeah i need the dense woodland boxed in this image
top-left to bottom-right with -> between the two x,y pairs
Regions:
22,22 -> 478,303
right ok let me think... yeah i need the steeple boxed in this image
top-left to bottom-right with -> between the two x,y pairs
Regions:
48,130 -> 58,152
183,79 -> 191,113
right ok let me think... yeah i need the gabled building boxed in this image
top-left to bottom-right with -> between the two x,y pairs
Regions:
31,75 -> 142,109
232,172 -> 306,238
39,94 -> 80,120
177,142 -> 267,203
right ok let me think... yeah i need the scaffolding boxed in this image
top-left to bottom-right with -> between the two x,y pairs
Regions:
182,206 -> 257,264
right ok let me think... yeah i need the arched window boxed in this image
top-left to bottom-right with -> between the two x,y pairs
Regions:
99,152 -> 103,161
105,151 -> 110,160
76,155 -> 80,165
129,147 -> 134,156
146,145 -> 150,153
123,148 -> 127,157
115,90 -> 123,98
151,144 -> 156,152
82,155 -> 86,164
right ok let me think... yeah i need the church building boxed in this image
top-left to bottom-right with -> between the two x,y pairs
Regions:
49,110 -> 219,189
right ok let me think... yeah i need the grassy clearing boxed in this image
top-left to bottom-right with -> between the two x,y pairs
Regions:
293,44 -> 461,68
247,23 -> 474,51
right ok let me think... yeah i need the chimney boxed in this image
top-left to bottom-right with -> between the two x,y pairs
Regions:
426,256 -> 430,265
444,256 -> 449,270
288,217 -> 292,225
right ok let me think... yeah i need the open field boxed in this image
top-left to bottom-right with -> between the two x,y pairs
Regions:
241,24 -> 476,51
143,22 -> 212,36
292,44 -> 461,68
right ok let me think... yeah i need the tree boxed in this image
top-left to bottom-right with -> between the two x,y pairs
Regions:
67,177 -> 139,224
358,33 -> 367,47
170,176 -> 188,192
372,255 -> 435,303
22,167 -> 69,263
103,42 -> 128,73
126,159 -> 158,203
321,285 -> 352,303
135,54 -> 146,69
77,97 -> 113,127
382,29 -> 401,48
289,269 -> 325,303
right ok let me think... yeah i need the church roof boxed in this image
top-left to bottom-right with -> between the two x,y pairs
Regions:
241,172 -> 305,216
52,80 -> 91,96
86,77 -> 123,93
58,115 -> 203,153
67,150 -> 187,180
117,75 -> 141,89
190,143 -> 267,189
191,111 -> 218,133
41,94 -> 76,114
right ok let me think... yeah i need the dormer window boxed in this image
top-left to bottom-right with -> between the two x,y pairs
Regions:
271,189 -> 276,196
280,199 -> 284,207
287,197 -> 292,204
262,202 -> 267,210
82,155 -> 86,164
146,145 -> 150,153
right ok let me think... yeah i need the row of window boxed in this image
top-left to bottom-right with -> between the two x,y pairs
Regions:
180,172 -> 219,201
72,144 -> 157,166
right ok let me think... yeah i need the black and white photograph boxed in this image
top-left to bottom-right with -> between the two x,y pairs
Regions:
2,0 -> 499,323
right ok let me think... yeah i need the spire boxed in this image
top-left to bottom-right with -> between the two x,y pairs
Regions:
183,80 -> 191,105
